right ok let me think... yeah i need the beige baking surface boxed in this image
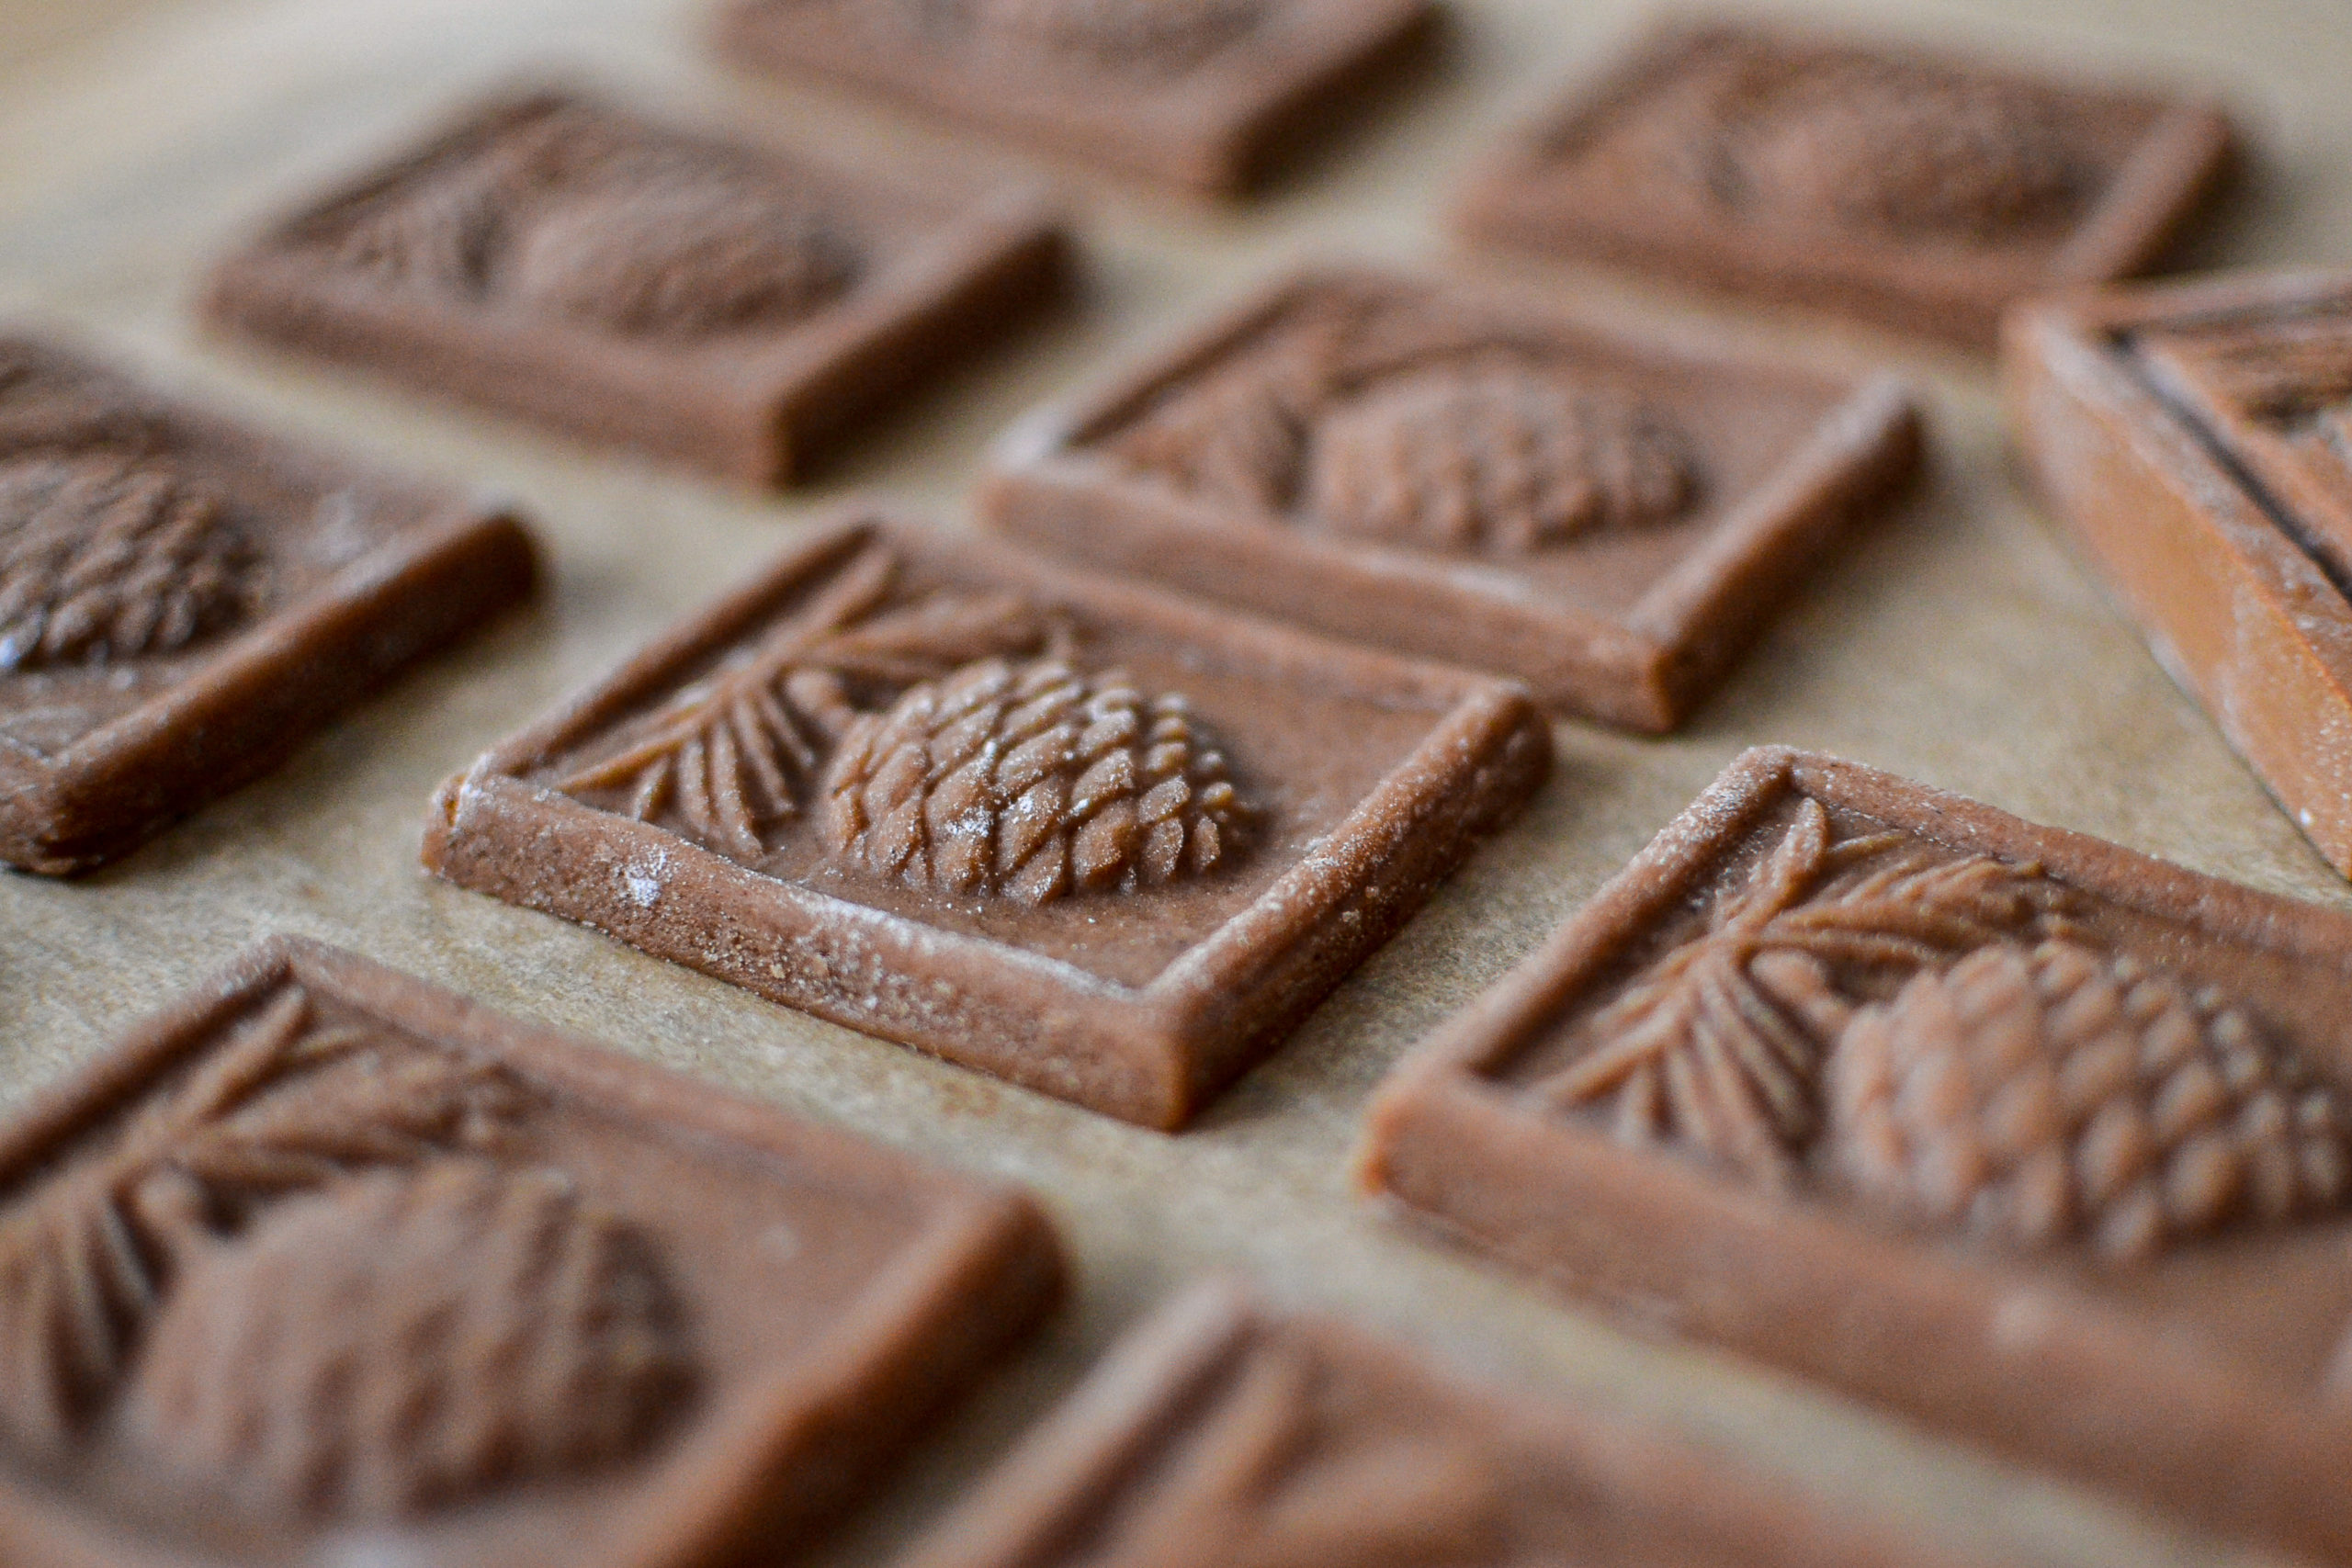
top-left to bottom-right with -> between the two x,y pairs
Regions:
0,0 -> 2342,1563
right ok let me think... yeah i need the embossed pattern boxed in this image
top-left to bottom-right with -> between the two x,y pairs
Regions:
1105,289 -> 1703,557
317,104 -> 863,338
1536,799 -> 2352,1261
1834,941 -> 2352,1261
124,1160 -> 692,1518
0,454 -> 259,671
823,656 -> 1246,905
1713,60 -> 2089,240
0,987 -> 528,1469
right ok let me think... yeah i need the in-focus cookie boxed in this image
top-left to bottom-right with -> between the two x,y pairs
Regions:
1362,746 -> 2352,1564
983,267 -> 1918,731
899,1278 -> 1988,1568
0,335 -> 535,874
424,513 -> 1548,1129
2009,268 -> 2352,881
1458,23 -> 2235,349
714,0 -> 1436,197
206,91 -> 1069,485
0,937 -> 1060,1568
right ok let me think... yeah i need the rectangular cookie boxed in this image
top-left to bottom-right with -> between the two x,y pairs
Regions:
0,334 -> 536,874
1360,746 -> 2352,1564
0,936 -> 1061,1568
901,1278 -> 1986,1568
424,513 -> 1548,1129
713,0 -> 1436,197
2007,267 -> 2352,879
982,267 -> 1918,731
1456,22 -> 2236,349
205,90 -> 1069,486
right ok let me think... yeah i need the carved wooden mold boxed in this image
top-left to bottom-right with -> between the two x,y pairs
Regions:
424,513 -> 1549,1129
1362,747 -> 2352,1565
901,1279 -> 1990,1568
1457,23 -> 2236,349
0,938 -> 1058,1567
985,268 -> 1918,731
0,336 -> 535,874
714,0 -> 1437,196
206,91 -> 1068,485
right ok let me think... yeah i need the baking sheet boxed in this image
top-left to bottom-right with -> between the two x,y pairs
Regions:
0,0 -> 2344,1562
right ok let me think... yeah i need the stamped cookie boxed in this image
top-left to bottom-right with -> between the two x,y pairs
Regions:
715,0 -> 1436,197
983,268 -> 1918,730
0,335 -> 535,874
0,937 -> 1060,1567
423,513 -> 1548,1129
2009,267 -> 2352,881
1457,23 -> 2235,348
903,1279 -> 1991,1568
205,91 -> 1068,485
1363,747 -> 2352,1563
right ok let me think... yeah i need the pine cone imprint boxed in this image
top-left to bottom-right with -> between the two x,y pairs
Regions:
329,164 -> 506,297
1110,368 -> 1318,514
821,656 -> 1248,906
1724,66 -> 2087,240
1304,366 -> 1699,554
506,180 -> 861,338
0,454 -> 257,671
121,1161 -> 693,1521
1830,941 -> 2352,1262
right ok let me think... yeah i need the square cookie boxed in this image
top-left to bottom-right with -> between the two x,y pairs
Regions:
714,0 -> 1436,197
0,937 -> 1061,1568
0,335 -> 535,874
1361,747 -> 2352,1564
982,268 -> 1918,731
1456,23 -> 2236,349
2008,268 -> 2352,880
902,1279 -> 1984,1568
205,91 -> 1069,486
424,513 -> 1548,1129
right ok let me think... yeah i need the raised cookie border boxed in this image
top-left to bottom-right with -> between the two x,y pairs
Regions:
1455,21 -> 2237,350
1359,745 -> 2352,1565
712,0 -> 1438,197
0,338 -> 537,875
980,266 -> 1919,731
203,91 -> 1069,486
0,935 -> 1061,1568
2007,267 -> 2352,879
424,512 -> 1549,1130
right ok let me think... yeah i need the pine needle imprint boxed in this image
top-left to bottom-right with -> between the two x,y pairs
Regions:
1534,798 -> 2074,1189
0,987 -> 530,1467
1104,289 -> 1702,555
553,547 -> 1069,863
1087,1343 -> 1507,1568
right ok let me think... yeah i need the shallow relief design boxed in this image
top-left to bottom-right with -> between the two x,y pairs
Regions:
1534,798 -> 2352,1262
0,984 -> 695,1524
312,100 -> 865,340
551,542 -> 1251,906
1102,287 -> 1704,559
0,352 -> 264,672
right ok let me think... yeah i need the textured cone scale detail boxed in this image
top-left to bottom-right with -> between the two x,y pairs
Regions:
822,655 -> 1247,905
508,182 -> 861,337
1306,365 -> 1698,553
1724,66 -> 2087,240
0,453 -> 259,671
1831,940 -> 2352,1261
122,1160 -> 692,1520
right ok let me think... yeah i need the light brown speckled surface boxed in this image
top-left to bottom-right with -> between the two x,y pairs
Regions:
0,0 -> 2340,1564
